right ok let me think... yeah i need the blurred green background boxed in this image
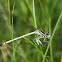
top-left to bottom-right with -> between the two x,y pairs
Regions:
0,0 -> 62,62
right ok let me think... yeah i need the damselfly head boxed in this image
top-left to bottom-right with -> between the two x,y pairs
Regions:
46,32 -> 50,38
47,32 -> 50,35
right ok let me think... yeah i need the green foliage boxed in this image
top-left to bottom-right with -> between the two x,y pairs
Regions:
0,0 -> 62,62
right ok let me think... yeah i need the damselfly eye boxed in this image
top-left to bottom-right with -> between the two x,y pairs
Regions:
47,32 -> 50,35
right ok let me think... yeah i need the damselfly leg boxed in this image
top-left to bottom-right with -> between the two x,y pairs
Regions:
33,36 -> 44,46
33,30 -> 50,46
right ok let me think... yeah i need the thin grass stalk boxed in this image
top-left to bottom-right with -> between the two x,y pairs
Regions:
12,0 -> 15,52
33,0 -> 37,29
23,37 -> 44,58
49,17 -> 53,62
11,1 -> 16,62
11,41 -> 20,62
38,0 -> 49,32
23,0 -> 33,18
50,0 -> 58,15
45,0 -> 49,32
42,11 -> 62,62
38,0 -> 45,18
8,0 -> 11,35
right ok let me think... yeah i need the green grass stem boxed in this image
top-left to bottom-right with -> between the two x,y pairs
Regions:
23,37 -> 44,58
42,11 -> 62,62
11,41 -> 20,62
33,0 -> 37,29
8,0 -> 11,35
12,0 -> 15,52
11,1 -> 16,62
23,0 -> 33,18
49,17 -> 53,62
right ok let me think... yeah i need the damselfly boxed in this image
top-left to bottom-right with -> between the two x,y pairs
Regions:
0,29 -> 50,46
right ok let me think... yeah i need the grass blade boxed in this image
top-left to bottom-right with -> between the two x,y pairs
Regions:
12,0 -> 15,51
49,17 -> 53,62
42,11 -> 62,62
11,41 -> 20,62
23,37 -> 44,58
33,0 -> 37,29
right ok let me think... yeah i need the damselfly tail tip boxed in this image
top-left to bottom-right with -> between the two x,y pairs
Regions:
0,44 -> 3,46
